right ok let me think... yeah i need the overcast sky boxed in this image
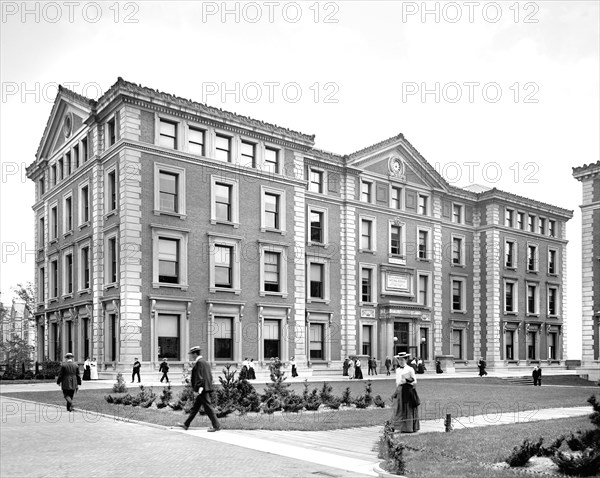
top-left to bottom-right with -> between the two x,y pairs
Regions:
1,1 -> 598,359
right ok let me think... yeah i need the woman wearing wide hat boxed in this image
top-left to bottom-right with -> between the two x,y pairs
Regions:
391,352 -> 420,433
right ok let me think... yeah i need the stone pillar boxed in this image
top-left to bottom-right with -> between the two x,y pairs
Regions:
485,204 -> 502,365
472,209 -> 482,360
340,174 -> 357,358
432,195 -> 443,357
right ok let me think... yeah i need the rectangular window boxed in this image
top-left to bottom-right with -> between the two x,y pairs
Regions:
528,215 -> 536,233
361,325 -> 372,357
264,251 -> 280,292
527,284 -> 538,314
263,319 -> 280,358
548,333 -> 557,360
109,313 -> 117,361
264,193 -> 280,229
39,217 -> 45,249
214,317 -> 233,360
81,246 -> 90,289
453,204 -> 463,224
548,287 -> 558,315
51,259 -> 58,298
158,238 -> 179,284
215,134 -> 231,162
420,328 -> 429,360
538,218 -> 545,235
73,144 -> 79,168
39,267 -> 45,302
548,250 -> 557,274
264,147 -> 279,174
419,274 -> 429,306
361,219 -> 372,250
528,331 -> 536,359
418,230 -> 428,259
517,212 -> 525,230
310,211 -> 324,243
240,141 -> 256,168
527,245 -> 538,272
57,158 -> 63,181
361,181 -> 371,203
81,185 -> 89,223
65,196 -> 73,232
81,137 -> 88,162
188,126 -> 205,155
214,245 -> 233,288
51,206 -> 58,240
159,119 -> 177,149
505,241 -> 515,268
505,281 -> 516,313
361,268 -> 372,303
215,183 -> 232,221
418,195 -> 428,215
452,280 -> 463,312
391,186 -> 402,209
452,329 -> 463,359
65,152 -> 71,177
39,178 -> 45,197
310,323 -> 324,360
82,317 -> 89,359
66,321 -> 73,356
309,169 -> 323,193
548,220 -> 556,237
310,263 -> 324,299
51,165 -> 57,187
159,171 -> 178,213
452,237 -> 463,265
157,314 -> 180,360
108,237 -> 117,284
390,225 -> 402,256
505,330 -> 514,360
107,117 -> 116,147
505,208 -> 514,228
107,170 -> 117,211
65,253 -> 73,294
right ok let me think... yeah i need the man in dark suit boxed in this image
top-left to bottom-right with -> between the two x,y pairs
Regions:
159,358 -> 169,383
131,358 -> 141,383
57,352 -> 81,412
177,346 -> 221,432
532,365 -> 542,386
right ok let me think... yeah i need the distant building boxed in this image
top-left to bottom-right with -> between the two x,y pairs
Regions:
573,161 -> 600,381
0,299 -> 36,364
26,78 -> 572,376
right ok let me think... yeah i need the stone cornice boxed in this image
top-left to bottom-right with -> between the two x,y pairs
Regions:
573,161 -> 600,179
476,188 -> 574,218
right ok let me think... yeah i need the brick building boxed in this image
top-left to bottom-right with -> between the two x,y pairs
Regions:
26,78 -> 572,376
573,161 -> 600,381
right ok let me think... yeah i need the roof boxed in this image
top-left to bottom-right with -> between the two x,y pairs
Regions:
573,161 -> 600,178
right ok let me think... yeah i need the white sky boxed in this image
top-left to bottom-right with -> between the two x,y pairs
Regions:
1,1 -> 598,359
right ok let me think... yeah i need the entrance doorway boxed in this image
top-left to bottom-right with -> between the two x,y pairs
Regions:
393,322 -> 409,355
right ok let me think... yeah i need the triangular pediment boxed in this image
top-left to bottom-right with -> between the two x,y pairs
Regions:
347,136 -> 449,191
37,89 -> 92,161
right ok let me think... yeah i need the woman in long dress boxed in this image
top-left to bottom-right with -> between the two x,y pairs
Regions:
83,357 -> 91,381
290,357 -> 298,377
347,358 -> 355,379
248,359 -> 256,380
354,358 -> 363,379
90,358 -> 99,380
391,353 -> 420,433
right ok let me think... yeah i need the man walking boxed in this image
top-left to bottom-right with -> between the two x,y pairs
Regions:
131,358 -> 141,383
477,358 -> 488,377
384,356 -> 392,375
159,358 -> 169,383
178,346 -> 221,432
56,352 -> 81,412
532,365 -> 542,386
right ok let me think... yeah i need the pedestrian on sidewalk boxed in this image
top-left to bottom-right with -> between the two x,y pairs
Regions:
354,357 -> 363,379
477,358 -> 488,377
343,357 -> 350,376
391,352 -> 420,433
416,357 -> 425,374
57,352 -> 81,412
177,346 -> 221,432
409,356 -> 418,374
159,358 -> 170,383
385,356 -> 392,376
532,365 -> 542,386
83,357 -> 91,381
240,358 -> 249,380
248,359 -> 256,380
290,357 -> 298,377
435,359 -> 443,374
131,358 -> 141,383
347,358 -> 354,379
368,356 -> 377,375
90,357 -> 98,380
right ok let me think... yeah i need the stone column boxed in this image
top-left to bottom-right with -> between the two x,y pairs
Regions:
432,195 -> 443,357
340,174 -> 357,358
485,204 -> 502,365
472,209 -> 482,360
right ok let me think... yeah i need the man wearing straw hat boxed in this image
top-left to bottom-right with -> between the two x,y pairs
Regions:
56,352 -> 81,412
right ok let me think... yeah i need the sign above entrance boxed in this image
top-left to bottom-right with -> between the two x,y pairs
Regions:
387,272 -> 410,291
361,309 -> 376,318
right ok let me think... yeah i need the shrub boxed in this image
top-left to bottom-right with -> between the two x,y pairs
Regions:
173,383 -> 195,412
262,397 -> 282,414
262,361 -> 290,407
354,396 -> 368,409
364,380 -> 373,406
552,449 -> 600,477
319,382 -> 334,403
341,387 -> 352,406
136,385 -> 156,408
112,373 -> 128,393
374,395 -> 386,408
35,361 -> 61,379
157,385 -> 173,409
283,393 -> 305,413
505,438 -> 544,467
236,379 -> 261,414
374,420 -> 406,475
304,388 -> 322,411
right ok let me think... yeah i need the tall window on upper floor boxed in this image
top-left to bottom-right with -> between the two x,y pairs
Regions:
528,214 -> 536,233
538,218 -> 546,235
391,186 -> 402,209
361,219 -> 373,251
50,259 -> 58,298
64,253 -> 73,295
453,204 -> 463,224
361,181 -> 372,203
215,134 -> 231,162
527,283 -> 538,314
240,141 -> 256,168
50,206 -> 58,240
418,230 -> 428,259
361,267 -> 372,303
517,212 -> 525,230
107,170 -> 117,212
73,144 -> 79,168
158,238 -> 179,284
309,169 -> 323,193
81,137 -> 88,162
452,236 -> 464,265
527,244 -> 538,272
159,119 -> 177,149
548,286 -> 558,316
107,236 -> 118,284
65,152 -> 71,177
264,193 -> 280,230
548,249 -> 557,274
418,274 -> 429,306
418,194 -> 428,215
64,196 -> 73,233
390,225 -> 402,256
505,240 -> 515,268
159,171 -> 178,213
107,117 -> 116,147
263,251 -> 281,293
51,165 -> 57,187
80,185 -> 90,224
80,246 -> 90,290
38,217 -> 45,249
504,280 -> 517,313
39,267 -> 45,302
214,245 -> 233,289
188,126 -> 205,155
215,183 -> 232,222
57,158 -> 64,182
548,220 -> 556,237
39,177 -> 45,198
451,279 -> 465,312
310,211 -> 324,244
309,263 -> 324,299
505,208 -> 514,228
264,147 -> 279,174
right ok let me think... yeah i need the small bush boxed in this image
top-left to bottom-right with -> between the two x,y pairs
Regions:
364,380 -> 373,406
341,387 -> 352,406
374,394 -> 386,408
326,397 -> 342,410
112,373 -> 128,393
157,385 -> 173,409
319,382 -> 334,403
354,395 -> 368,409
374,420 -> 406,475
552,449 -> 600,477
304,389 -> 322,411
283,393 -> 305,413
505,438 -> 544,467
262,397 -> 282,414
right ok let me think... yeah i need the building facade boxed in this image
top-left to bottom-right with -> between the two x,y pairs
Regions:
0,299 -> 36,364
26,78 -> 573,376
573,161 -> 600,381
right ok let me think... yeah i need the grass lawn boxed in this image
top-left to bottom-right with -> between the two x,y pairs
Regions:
397,416 -> 597,478
2,376 -> 597,431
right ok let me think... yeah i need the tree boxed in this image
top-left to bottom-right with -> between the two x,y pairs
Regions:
0,335 -> 35,373
13,283 -> 35,322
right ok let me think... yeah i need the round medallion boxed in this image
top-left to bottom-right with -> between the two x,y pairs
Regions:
63,113 -> 73,138
389,157 -> 404,176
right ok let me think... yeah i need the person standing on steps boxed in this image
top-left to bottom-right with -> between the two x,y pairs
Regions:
354,357 -> 363,379
177,346 -> 221,432
159,358 -> 170,383
131,358 -> 141,383
57,352 -> 81,412
290,356 -> 298,377
347,358 -> 354,379
83,357 -> 91,381
532,365 -> 542,386
90,357 -> 98,380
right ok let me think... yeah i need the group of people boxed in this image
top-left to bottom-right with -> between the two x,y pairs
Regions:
239,358 -> 257,380
342,357 -> 364,379
82,357 -> 98,381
